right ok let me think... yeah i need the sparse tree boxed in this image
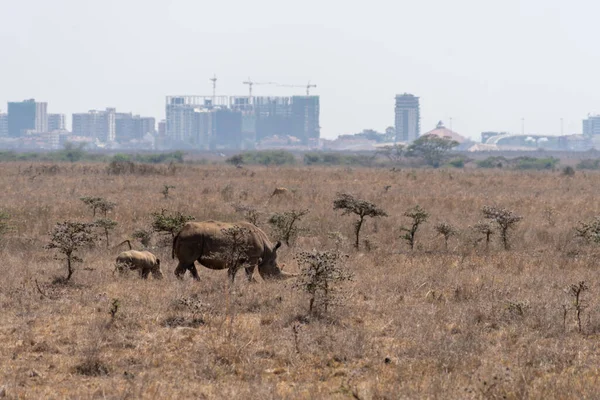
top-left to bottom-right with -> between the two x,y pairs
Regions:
294,249 -> 353,315
151,209 -> 195,239
46,221 -> 97,282
333,193 -> 387,249
161,184 -> 176,199
435,221 -> 457,250
567,281 -> 589,333
376,144 -> 405,164
400,205 -> 429,250
406,134 -> 459,167
268,209 -> 309,246
95,218 -> 118,248
80,197 -> 116,218
482,206 -> 522,250
473,221 -> 494,248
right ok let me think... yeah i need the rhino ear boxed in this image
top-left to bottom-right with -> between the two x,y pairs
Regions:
274,241 -> 282,251
156,258 -> 161,266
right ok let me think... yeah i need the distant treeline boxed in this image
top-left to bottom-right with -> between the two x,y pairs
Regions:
2,146 -> 600,172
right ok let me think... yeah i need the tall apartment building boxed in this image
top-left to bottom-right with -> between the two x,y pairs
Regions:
48,113 -> 66,131
115,113 -> 156,142
7,99 -> 47,137
0,113 -> 7,137
583,115 -> 600,137
72,108 -> 116,142
394,94 -> 420,142
291,96 -> 320,144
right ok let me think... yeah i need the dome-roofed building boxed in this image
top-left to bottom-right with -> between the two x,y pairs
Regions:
422,121 -> 468,143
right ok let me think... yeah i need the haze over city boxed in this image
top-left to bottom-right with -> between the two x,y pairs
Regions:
1,0 -> 599,140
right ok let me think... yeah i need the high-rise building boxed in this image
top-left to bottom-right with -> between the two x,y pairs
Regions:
583,115 -> 600,137
115,113 -> 156,142
394,94 -> 420,142
291,96 -> 320,144
0,113 -> 7,137
72,108 -> 116,142
48,113 -> 66,131
7,99 -> 47,137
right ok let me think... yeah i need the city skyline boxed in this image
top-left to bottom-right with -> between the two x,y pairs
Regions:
3,0 -> 600,141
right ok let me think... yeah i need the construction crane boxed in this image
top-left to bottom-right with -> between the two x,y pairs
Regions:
209,74 -> 217,103
242,77 -> 278,102
277,81 -> 317,95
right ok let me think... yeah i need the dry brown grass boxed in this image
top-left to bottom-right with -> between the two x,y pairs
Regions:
3,163 -> 600,398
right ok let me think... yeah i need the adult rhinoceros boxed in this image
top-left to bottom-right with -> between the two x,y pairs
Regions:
172,220 -> 294,281
115,250 -> 163,279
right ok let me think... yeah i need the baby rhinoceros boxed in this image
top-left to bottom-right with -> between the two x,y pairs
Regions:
115,250 -> 163,279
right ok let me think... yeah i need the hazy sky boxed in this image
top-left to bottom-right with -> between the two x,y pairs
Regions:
1,0 -> 598,140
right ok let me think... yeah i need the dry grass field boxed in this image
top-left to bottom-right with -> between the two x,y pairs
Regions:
3,162 -> 600,399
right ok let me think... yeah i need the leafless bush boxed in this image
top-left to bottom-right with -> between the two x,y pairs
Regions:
482,205 -> 522,250
434,221 -> 457,250
230,203 -> 262,226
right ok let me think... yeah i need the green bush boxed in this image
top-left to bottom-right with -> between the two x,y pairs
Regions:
576,159 -> 600,170
476,156 -> 508,169
514,156 -> 558,170
241,151 -> 296,166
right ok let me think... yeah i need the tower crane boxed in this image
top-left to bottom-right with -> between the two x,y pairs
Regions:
210,74 -> 217,102
242,77 -> 278,103
277,81 -> 317,95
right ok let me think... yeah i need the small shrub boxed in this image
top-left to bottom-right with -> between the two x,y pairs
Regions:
434,221 -> 457,250
294,249 -> 353,315
562,166 -> 575,177
0,210 -> 12,239
268,209 -> 309,246
161,184 -> 176,199
576,159 -> 600,170
46,221 -> 97,282
132,229 -> 152,247
231,203 -> 262,226
400,205 -> 429,250
472,221 -> 494,248
482,206 -> 522,250
574,216 -> 600,243
205,225 -> 252,283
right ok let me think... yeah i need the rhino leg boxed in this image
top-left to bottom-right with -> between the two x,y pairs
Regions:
141,268 -> 150,279
245,266 -> 256,282
152,266 -> 164,279
174,262 -> 191,279
188,265 -> 200,281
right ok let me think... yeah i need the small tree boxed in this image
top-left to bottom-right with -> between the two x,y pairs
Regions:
95,218 -> 118,248
226,154 -> 244,167
294,249 -> 353,315
400,205 -> 429,250
435,221 -> 457,250
231,203 -> 262,226
132,229 -> 152,247
376,144 -> 405,164
482,206 -> 522,250
46,221 -> 96,282
406,134 -> 459,167
268,209 -> 309,246
333,193 -> 387,249
161,184 -> 176,199
151,209 -> 195,239
80,197 -> 116,218
472,221 -> 494,248
205,226 -> 252,283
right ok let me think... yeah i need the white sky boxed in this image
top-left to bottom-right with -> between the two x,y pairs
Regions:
1,0 -> 598,140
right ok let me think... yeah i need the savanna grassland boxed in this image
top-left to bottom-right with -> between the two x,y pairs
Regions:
3,162 -> 600,399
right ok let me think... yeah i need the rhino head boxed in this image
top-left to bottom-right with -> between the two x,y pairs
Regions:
258,241 -> 296,280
